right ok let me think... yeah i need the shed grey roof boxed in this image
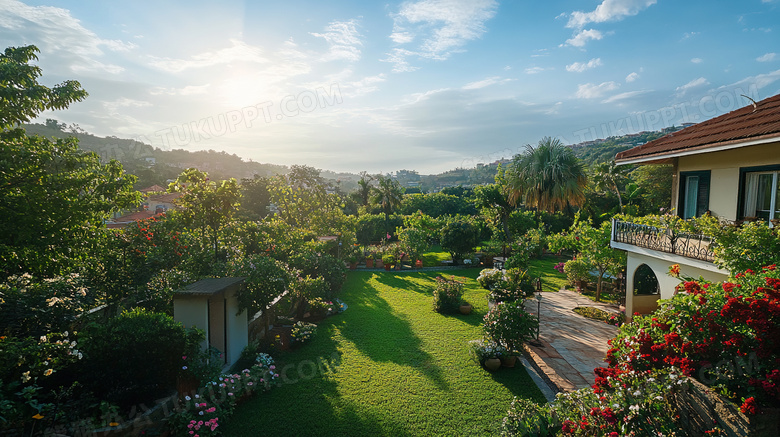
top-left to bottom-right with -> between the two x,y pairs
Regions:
175,277 -> 246,296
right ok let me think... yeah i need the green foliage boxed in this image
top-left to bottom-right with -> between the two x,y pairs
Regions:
169,168 -> 242,262
78,308 -> 197,408
482,301 -> 538,351
0,274 -> 93,337
400,192 -> 476,217
0,332 -> 86,434
371,175 -> 405,236
396,226 -> 430,263
474,182 -> 515,242
0,45 -> 88,129
290,321 -> 317,345
710,221 -> 780,273
563,257 -> 591,285
288,252 -> 347,297
222,255 -> 292,314
439,218 -> 479,262
506,137 -> 587,213
237,175 -> 271,221
467,339 -> 508,363
355,213 -> 404,244
432,275 -> 465,313
513,227 -> 546,259
502,368 -> 683,436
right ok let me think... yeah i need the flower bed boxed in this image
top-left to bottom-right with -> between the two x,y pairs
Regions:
572,306 -> 625,327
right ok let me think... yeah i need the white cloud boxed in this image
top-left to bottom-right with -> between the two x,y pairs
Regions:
149,39 -> 267,72
385,0 -> 498,71
691,57 -> 703,64
390,32 -> 415,44
601,90 -> 650,103
0,0 -> 135,74
718,69 -> 780,92
310,19 -> 363,62
575,81 -> 619,99
150,84 -> 211,96
566,58 -> 602,72
675,77 -> 709,96
567,0 -> 657,29
525,66 -> 547,75
625,72 -> 639,82
462,76 -> 512,89
564,29 -> 604,47
382,48 -> 420,73
681,31 -> 700,40
757,52 -> 777,62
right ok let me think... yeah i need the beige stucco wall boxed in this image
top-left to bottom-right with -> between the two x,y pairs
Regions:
625,252 -> 728,319
677,141 -> 780,220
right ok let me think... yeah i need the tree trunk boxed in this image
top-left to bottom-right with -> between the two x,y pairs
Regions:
596,268 -> 604,302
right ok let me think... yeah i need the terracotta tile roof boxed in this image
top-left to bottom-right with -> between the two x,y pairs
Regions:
139,184 -> 166,193
615,93 -> 780,163
106,210 -> 157,228
146,192 -> 182,203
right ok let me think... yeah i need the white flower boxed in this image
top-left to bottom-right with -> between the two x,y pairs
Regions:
185,396 -> 191,401
633,390 -> 641,396
630,404 -> 640,412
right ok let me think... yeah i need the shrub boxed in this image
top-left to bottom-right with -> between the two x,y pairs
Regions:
290,321 -> 317,345
513,227 -> 546,259
288,252 -> 347,298
563,257 -> 590,286
501,368 -> 684,436
78,308 -> 198,408
223,254 -> 292,314
0,273 -> 93,337
504,251 -> 529,270
439,219 -> 478,263
479,268 -> 537,302
602,264 -> 780,409
432,276 -> 464,313
482,301 -> 538,351
467,339 -> 508,364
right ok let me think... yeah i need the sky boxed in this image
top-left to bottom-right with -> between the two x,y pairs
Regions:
2,0 -> 780,174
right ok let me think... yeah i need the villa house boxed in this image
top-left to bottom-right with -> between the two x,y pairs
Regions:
610,93 -> 780,319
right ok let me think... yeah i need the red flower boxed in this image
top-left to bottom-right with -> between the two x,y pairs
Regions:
740,397 -> 759,415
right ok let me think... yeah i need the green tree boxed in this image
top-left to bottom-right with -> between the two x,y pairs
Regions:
0,46 -> 87,128
591,160 -> 628,213
268,165 -> 347,235
631,164 -> 673,214
371,175 -> 404,238
351,172 -> 374,208
506,137 -> 587,214
0,45 -> 138,277
439,219 -> 479,263
474,170 -> 515,242
169,168 -> 241,262
238,175 -> 271,221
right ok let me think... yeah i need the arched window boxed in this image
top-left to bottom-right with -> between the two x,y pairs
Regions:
633,264 -> 660,295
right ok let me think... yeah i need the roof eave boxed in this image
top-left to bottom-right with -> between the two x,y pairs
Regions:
615,134 -> 780,166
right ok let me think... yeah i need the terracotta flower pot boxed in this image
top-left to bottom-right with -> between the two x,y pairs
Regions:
366,258 -> 374,268
501,356 -> 517,368
484,358 -> 501,371
459,304 -> 472,315
349,262 -> 357,270
384,264 -> 392,271
415,259 -> 423,268
375,259 -> 384,269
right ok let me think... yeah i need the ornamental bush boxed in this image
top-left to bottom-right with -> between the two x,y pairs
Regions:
601,264 -> 780,411
501,367 -> 685,436
482,301 -> 538,351
477,268 -> 536,302
78,308 -> 199,409
432,275 -> 464,313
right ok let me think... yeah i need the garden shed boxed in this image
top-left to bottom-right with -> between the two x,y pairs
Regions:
173,277 -> 247,368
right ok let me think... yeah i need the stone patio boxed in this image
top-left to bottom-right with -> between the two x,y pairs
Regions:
522,288 -> 620,395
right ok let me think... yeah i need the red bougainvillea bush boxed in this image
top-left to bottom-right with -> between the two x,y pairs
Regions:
600,264 -> 780,413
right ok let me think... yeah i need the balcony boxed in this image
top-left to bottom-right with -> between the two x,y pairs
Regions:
611,219 -> 716,263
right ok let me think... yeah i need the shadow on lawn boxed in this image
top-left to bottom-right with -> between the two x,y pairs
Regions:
338,273 -> 450,391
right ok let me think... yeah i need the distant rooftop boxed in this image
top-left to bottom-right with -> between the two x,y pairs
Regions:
615,93 -> 780,164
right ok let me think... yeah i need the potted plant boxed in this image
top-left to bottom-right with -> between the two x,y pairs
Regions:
459,300 -> 472,315
564,257 -> 591,292
374,249 -> 384,269
415,259 -> 423,269
483,301 -> 539,352
346,252 -> 359,270
433,276 -> 464,313
468,339 -> 507,371
382,253 -> 396,271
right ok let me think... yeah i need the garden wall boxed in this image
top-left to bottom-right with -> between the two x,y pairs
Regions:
672,378 -> 780,436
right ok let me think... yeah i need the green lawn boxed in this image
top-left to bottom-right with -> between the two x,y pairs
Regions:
420,244 -> 453,267
221,270 -> 545,436
527,255 -> 569,293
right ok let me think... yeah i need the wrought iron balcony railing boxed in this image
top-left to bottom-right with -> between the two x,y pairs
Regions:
611,219 -> 716,263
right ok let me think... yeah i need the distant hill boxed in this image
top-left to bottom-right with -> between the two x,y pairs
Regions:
22,119 -> 684,191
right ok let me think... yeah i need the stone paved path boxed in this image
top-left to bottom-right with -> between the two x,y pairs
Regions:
523,289 -> 620,393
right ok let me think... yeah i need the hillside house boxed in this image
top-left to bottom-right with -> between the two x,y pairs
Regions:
610,93 -> 780,318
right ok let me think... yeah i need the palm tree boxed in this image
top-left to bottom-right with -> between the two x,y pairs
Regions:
371,175 -> 404,238
507,136 -> 587,213
592,160 -> 628,213
354,172 -> 374,207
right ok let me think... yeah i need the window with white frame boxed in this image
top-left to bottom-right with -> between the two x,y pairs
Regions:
743,169 -> 780,224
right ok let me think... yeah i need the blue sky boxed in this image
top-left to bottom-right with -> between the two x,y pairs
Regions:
3,0 -> 779,173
